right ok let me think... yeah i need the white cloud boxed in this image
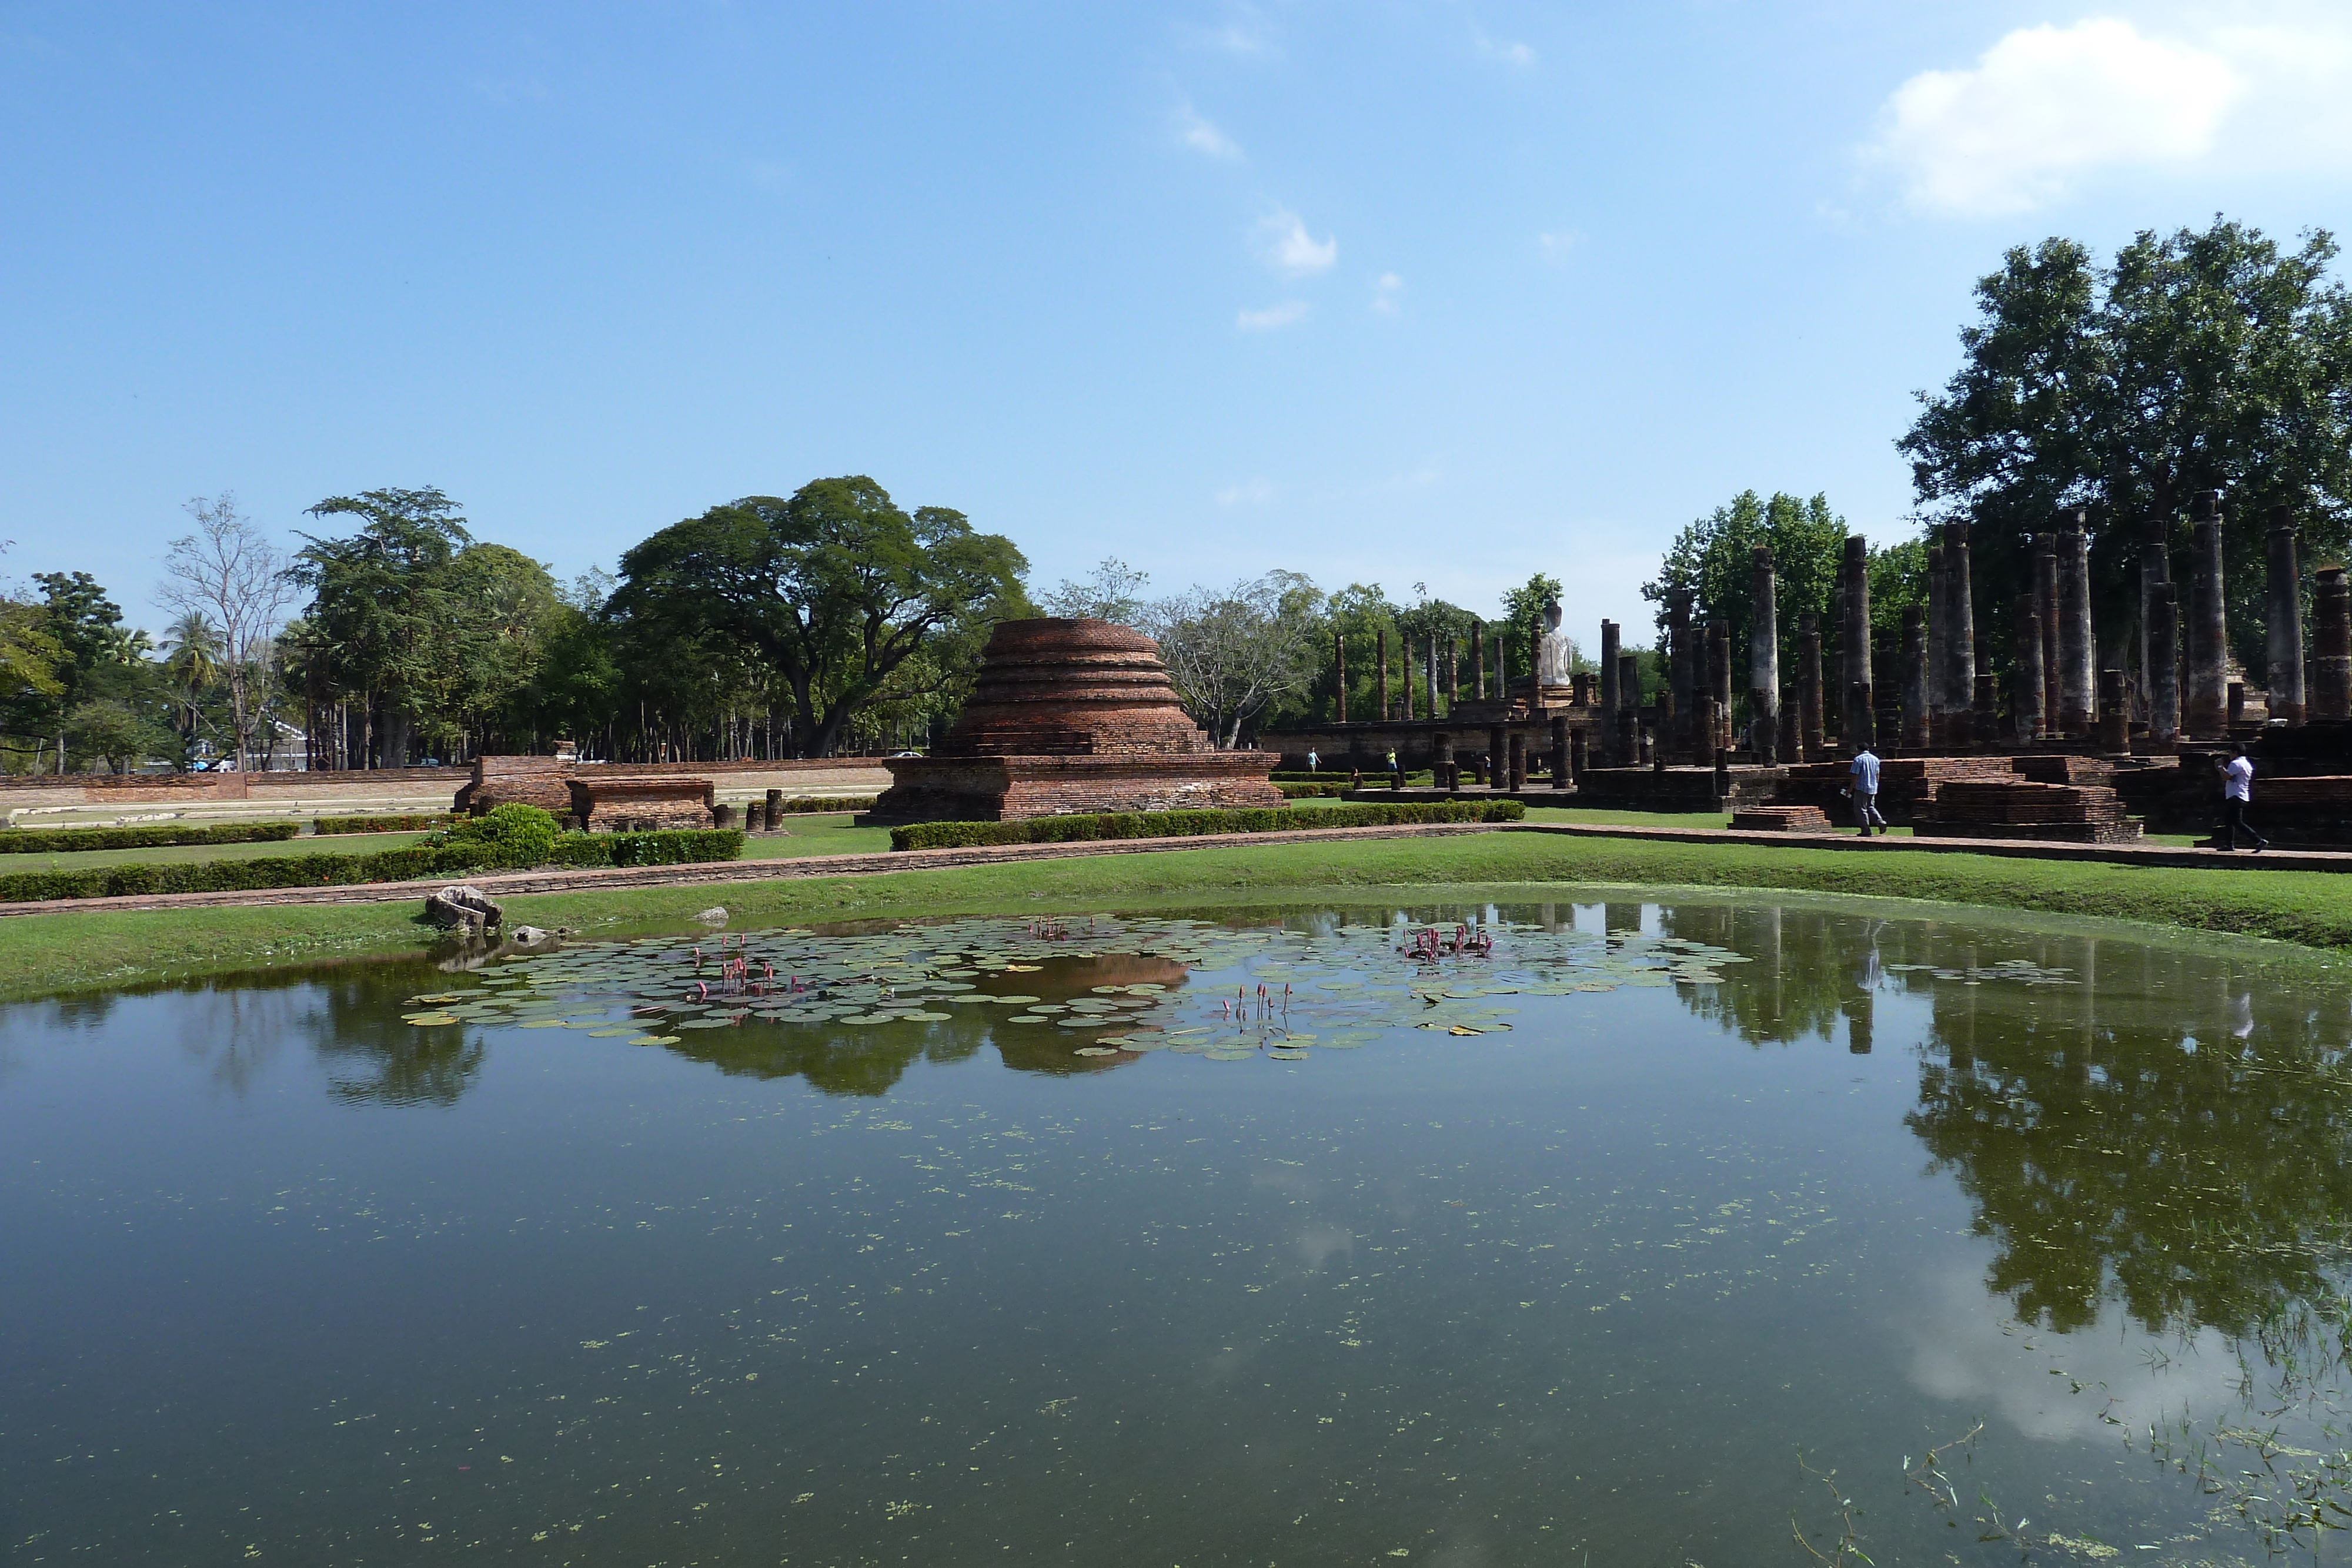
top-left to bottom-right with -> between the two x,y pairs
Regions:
1255,208 -> 1337,275
1215,478 -> 1275,504
1192,6 -> 1277,58
1870,19 -> 2236,215
1472,25 -> 1535,66
1371,272 -> 1404,315
1538,230 -> 1581,263
1237,300 -> 1309,331
1174,103 -> 1242,160
1866,16 -> 2276,216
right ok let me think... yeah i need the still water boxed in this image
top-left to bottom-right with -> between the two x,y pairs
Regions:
7,897 -> 2352,1567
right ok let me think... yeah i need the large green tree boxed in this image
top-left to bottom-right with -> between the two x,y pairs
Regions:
606,477 -> 1028,757
1899,218 -> 2352,680
1642,491 -> 1846,709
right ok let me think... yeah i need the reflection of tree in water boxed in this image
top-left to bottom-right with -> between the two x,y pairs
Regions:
657,954 -> 1182,1096
1905,939 -> 2352,1336
300,967 -> 486,1107
1661,903 -> 1903,1053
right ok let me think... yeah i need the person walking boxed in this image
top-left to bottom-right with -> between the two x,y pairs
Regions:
1385,748 -> 1402,790
2219,741 -> 2267,851
1849,744 -> 1887,837
1307,749 -> 1319,774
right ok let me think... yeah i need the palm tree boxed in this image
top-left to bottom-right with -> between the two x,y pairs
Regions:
159,610 -> 222,758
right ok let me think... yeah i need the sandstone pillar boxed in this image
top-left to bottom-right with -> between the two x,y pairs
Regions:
1506,731 -> 1526,791
1334,629 -> 1348,723
1568,727 -> 1586,783
2313,566 -> 2352,721
2014,600 -> 2044,741
2147,581 -> 2180,747
1749,546 -> 1779,764
1925,540 -> 1947,743
2267,506 -> 2306,726
1900,604 -> 1928,747
1470,621 -> 1485,701
1693,696 -> 1721,767
1432,730 -> 1454,790
2057,515 -> 2094,737
1551,716 -> 1572,788
1840,535 -> 1874,749
1798,613 -> 1825,758
1376,630 -> 1389,722
2035,536 -> 2062,736
1488,724 -> 1508,786
1427,634 -> 1441,720
1495,628 -> 1509,711
2185,491 -> 2229,740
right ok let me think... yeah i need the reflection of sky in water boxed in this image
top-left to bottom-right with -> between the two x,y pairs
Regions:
5,898 -> 2352,1566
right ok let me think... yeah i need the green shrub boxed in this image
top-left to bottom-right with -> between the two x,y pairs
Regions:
0,825 -> 745,903
0,821 -> 302,854
436,803 -> 560,862
1275,781 -> 1353,798
889,800 -> 1522,851
313,813 -> 454,836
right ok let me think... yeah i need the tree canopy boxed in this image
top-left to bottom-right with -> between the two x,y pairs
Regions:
606,477 -> 1029,758
1899,216 -> 2352,677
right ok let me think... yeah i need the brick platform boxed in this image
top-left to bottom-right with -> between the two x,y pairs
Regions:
1729,805 -> 1836,833
567,775 -> 715,831
1913,779 -> 2144,843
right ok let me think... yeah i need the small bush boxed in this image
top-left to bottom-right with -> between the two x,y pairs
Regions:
0,821 -> 302,854
1275,781 -> 1353,798
890,800 -> 1522,851
313,813 -> 454,836
435,803 -> 560,864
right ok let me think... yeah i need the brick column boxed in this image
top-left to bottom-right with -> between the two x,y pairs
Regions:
1469,621 -> 1485,701
1376,630 -> 1389,721
2147,581 -> 2180,745
2013,601 -> 2044,741
1568,727 -> 1586,784
1667,591 -> 1695,760
2267,505 -> 2306,726
1550,716 -> 1571,788
2139,516 -> 2168,718
1840,535 -> 1874,750
2036,534 -> 2062,736
1798,613 -> 1824,759
1778,684 -> 1798,765
1944,521 -> 1975,748
1900,604 -> 1928,748
2097,668 -> 2129,751
1506,731 -> 1526,791
1749,546 -> 1778,764
1334,629 -> 1348,723
1488,724 -> 1508,788
1431,730 -> 1454,790
2312,566 -> 2352,721
2056,514 -> 2094,737
1598,618 -> 1621,763
2185,492 -> 2229,740
1925,540 -> 1947,744
1707,623 -> 1733,753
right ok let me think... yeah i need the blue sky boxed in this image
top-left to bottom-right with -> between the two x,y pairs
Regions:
5,3 -> 2349,644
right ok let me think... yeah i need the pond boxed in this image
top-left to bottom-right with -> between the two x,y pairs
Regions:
6,896 -> 2352,1566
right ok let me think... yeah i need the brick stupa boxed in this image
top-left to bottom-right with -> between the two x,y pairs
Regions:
874,618 -> 1282,822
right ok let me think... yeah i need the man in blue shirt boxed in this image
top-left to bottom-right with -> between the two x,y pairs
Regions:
1849,745 -> 1886,837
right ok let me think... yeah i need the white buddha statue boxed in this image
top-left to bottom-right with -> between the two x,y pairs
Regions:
1536,598 -> 1573,687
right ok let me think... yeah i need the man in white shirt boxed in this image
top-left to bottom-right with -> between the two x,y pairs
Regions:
1849,745 -> 1886,837
2219,742 -> 2266,851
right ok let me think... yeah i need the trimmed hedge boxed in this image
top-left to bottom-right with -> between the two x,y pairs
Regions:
313,813 -> 455,835
0,828 -> 745,904
774,795 -> 878,814
0,821 -> 302,854
890,800 -> 1523,851
1275,781 -> 1354,798
1271,770 -> 1435,784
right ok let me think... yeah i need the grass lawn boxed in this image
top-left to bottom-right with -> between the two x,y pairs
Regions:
5,827 -> 2351,1002
740,814 -> 893,858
